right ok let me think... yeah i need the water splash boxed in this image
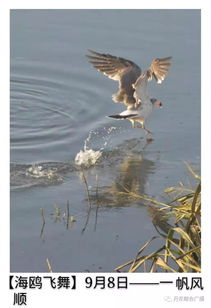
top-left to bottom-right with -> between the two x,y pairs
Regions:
84,126 -> 117,151
75,126 -> 117,168
101,126 -> 117,149
25,165 -> 59,179
84,130 -> 97,151
75,149 -> 102,168
11,162 -> 75,189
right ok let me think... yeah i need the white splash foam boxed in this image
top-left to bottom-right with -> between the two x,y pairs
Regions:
75,126 -> 117,168
25,165 -> 56,179
74,149 -> 102,168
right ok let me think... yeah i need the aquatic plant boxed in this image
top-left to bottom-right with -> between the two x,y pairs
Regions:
115,164 -> 201,272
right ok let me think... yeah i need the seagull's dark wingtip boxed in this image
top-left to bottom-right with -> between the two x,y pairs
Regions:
86,49 -> 101,60
86,49 -> 100,56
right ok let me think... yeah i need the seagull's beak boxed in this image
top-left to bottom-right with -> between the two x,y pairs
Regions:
154,101 -> 162,108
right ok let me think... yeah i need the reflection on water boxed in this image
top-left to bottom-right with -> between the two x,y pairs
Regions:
88,138 -> 156,207
110,157 -> 154,202
113,139 -> 154,195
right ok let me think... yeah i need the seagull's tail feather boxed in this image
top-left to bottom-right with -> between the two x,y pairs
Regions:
107,114 -> 138,120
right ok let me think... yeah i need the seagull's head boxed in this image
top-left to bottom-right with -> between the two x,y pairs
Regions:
150,98 -> 162,108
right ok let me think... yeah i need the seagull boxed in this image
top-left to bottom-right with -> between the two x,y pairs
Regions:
86,50 -> 172,134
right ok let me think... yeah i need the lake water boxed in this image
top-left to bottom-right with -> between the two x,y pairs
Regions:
10,9 -> 200,272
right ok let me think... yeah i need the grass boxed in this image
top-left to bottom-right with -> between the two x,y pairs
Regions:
115,164 -> 201,272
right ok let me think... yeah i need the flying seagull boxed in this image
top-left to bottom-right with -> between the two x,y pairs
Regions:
86,49 -> 172,134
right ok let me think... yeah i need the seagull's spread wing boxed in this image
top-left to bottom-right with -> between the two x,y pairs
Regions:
133,56 -> 172,103
86,49 -> 140,81
86,50 -> 141,107
149,57 -> 172,84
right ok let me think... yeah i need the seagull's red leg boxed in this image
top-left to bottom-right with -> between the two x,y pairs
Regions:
142,123 -> 153,135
